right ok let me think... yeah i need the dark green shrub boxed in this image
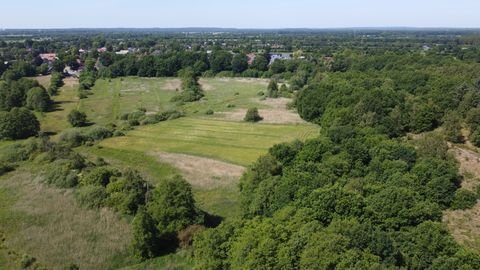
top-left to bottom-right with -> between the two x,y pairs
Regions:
81,167 -> 120,186
0,162 -> 14,176
205,109 -> 214,115
244,107 -> 263,122
59,130 -> 86,147
44,160 -> 79,188
470,129 -> 480,147
67,109 -> 88,127
76,185 -> 107,209
20,254 -> 36,269
113,130 -> 125,137
451,189 -> 478,210
86,126 -> 113,141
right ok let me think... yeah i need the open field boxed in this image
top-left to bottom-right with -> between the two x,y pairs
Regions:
1,76 -> 317,268
0,168 -> 133,269
443,146 -> 480,253
37,77 -> 80,135
79,78 -> 178,125
97,117 -> 318,166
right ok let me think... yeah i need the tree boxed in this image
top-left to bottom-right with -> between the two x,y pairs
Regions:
231,54 -> 248,74
244,107 -> 263,122
267,80 -> 279,98
131,207 -> 160,260
251,54 -> 269,71
210,50 -> 232,73
443,112 -> 464,143
67,109 -> 88,127
26,87 -> 52,112
0,107 -> 40,139
147,176 -> 200,234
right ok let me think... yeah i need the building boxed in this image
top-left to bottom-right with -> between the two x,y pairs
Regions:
39,53 -> 57,62
269,53 -> 292,65
247,53 -> 256,65
115,50 -> 130,55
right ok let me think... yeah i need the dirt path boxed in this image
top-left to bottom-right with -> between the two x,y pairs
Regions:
152,152 -> 245,190
443,146 -> 480,251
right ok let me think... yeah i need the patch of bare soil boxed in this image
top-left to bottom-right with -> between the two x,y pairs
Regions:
152,152 -> 245,189
217,97 -> 306,124
443,146 -> 480,250
162,79 -> 182,91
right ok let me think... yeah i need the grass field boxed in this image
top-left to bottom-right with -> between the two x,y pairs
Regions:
98,117 -> 317,166
0,168 -> 133,269
37,78 -> 81,135
1,76 -> 318,269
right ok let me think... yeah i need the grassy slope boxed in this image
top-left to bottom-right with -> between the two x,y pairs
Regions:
0,168 -> 133,270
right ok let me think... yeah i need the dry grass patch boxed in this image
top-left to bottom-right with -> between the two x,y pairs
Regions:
217,97 -> 306,124
443,146 -> 480,252
162,79 -> 182,91
443,203 -> 480,252
152,152 -> 245,190
0,170 -> 131,270
451,147 -> 480,191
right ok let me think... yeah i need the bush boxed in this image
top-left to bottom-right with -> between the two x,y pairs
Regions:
44,160 -> 80,188
20,254 -> 36,269
451,189 -> 478,210
244,107 -> 263,122
113,130 -> 125,137
76,185 -> 107,209
205,109 -> 214,115
0,162 -> 14,176
59,130 -> 86,147
81,166 -> 120,186
86,126 -> 113,141
67,109 -> 88,127
470,129 -> 480,147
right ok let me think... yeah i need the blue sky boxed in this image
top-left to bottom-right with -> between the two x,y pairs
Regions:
2,0 -> 480,29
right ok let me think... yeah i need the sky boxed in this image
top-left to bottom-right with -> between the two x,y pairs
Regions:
1,0 -> 480,29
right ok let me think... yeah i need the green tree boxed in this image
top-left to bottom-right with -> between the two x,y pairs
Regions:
26,87 -> 52,112
67,109 -> 88,127
267,80 -> 279,98
251,54 -> 269,71
244,107 -> 263,122
443,112 -> 464,143
131,207 -> 160,260
0,107 -> 40,139
231,54 -> 248,74
147,176 -> 200,234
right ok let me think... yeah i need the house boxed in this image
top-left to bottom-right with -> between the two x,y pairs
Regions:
247,53 -> 256,65
268,53 -> 292,65
97,47 -> 107,53
115,50 -> 129,55
39,53 -> 57,62
79,49 -> 86,54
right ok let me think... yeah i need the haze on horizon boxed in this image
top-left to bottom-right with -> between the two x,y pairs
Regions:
1,0 -> 480,29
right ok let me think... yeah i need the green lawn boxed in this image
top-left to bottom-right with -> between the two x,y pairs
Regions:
79,77 -> 178,125
98,117 -> 318,166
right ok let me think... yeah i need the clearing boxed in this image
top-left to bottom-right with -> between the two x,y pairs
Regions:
443,146 -> 480,252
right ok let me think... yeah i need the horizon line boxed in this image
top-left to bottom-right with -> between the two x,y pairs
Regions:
2,26 -> 480,31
